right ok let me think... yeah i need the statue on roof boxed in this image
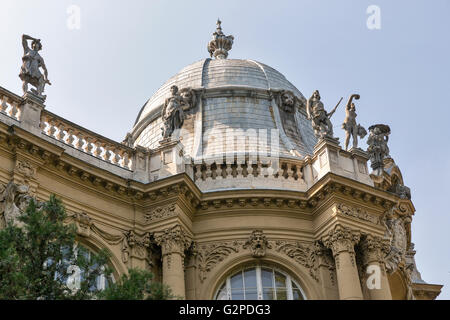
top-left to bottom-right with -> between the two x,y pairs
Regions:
161,85 -> 184,139
367,124 -> 391,175
306,90 -> 342,140
19,34 -> 51,100
342,94 -> 367,150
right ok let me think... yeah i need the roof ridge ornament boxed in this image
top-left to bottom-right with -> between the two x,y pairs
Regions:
207,19 -> 234,59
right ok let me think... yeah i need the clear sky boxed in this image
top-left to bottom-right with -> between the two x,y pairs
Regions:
1,0 -> 449,299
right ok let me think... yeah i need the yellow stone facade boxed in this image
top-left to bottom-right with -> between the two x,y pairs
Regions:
0,22 -> 443,300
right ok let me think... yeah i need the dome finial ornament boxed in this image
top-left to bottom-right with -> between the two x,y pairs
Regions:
207,19 -> 234,59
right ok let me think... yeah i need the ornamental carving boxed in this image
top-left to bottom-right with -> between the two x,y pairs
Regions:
243,230 -> 271,257
194,241 -> 243,282
335,203 -> 380,225
359,235 -> 390,269
382,207 -> 409,274
0,181 -> 36,228
275,90 -> 302,113
15,159 -> 36,182
274,240 -> 334,282
207,19 -> 234,59
70,212 -> 92,237
70,213 -> 152,265
154,225 -> 192,268
322,224 -> 360,269
144,204 -> 176,223
122,230 -> 152,263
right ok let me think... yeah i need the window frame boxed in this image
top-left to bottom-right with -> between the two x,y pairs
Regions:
215,264 -> 307,300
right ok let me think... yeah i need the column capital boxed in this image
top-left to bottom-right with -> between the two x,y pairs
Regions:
154,224 -> 192,257
322,224 -> 361,256
360,234 -> 390,266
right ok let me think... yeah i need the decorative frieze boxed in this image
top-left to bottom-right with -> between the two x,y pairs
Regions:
335,203 -> 380,225
144,204 -> 177,223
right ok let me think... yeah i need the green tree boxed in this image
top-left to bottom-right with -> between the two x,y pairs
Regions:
98,268 -> 173,300
0,194 -> 171,300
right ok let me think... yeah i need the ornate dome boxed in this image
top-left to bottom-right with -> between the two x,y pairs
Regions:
134,58 -> 305,126
129,20 -> 318,182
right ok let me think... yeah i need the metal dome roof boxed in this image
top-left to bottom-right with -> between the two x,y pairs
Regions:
134,58 -> 305,126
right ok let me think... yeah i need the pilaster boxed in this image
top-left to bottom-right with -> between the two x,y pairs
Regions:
322,224 -> 363,300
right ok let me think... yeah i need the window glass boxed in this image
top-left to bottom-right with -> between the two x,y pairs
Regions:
215,266 -> 305,300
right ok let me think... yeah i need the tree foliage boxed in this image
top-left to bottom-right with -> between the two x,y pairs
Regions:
0,194 -> 171,300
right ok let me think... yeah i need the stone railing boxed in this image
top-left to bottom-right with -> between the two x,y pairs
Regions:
0,87 -> 22,121
40,110 -> 134,170
193,159 -> 308,191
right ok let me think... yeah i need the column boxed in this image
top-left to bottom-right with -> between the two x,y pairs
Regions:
155,225 -> 191,299
322,224 -> 363,300
360,235 -> 392,300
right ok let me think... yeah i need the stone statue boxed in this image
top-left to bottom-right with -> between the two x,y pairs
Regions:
367,124 -> 390,174
19,34 -> 51,100
161,85 -> 184,139
276,90 -> 300,113
306,90 -> 342,140
342,94 -> 367,150
179,87 -> 197,112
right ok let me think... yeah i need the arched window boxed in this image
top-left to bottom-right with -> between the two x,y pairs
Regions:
51,243 -> 113,292
215,265 -> 306,300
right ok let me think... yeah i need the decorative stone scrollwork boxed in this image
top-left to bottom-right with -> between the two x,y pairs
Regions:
322,224 -> 360,269
335,203 -> 380,225
243,230 -> 271,257
144,204 -> 176,223
194,241 -> 243,282
274,240 -> 334,282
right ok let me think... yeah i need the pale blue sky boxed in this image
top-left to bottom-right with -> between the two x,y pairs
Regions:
1,0 -> 449,299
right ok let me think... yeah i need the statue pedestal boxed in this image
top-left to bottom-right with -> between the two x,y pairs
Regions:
20,92 -> 45,135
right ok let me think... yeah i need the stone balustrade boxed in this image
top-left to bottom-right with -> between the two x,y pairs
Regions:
193,158 -> 308,192
40,110 -> 133,170
0,87 -> 22,121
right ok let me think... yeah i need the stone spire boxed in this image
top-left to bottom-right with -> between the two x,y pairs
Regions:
207,19 -> 234,59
